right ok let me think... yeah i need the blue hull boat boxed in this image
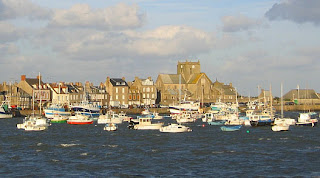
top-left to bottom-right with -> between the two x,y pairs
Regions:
208,120 -> 226,125
220,125 -> 242,131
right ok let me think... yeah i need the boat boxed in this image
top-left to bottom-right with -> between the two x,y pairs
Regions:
176,112 -> 195,124
141,108 -> 151,115
152,112 -> 163,120
208,120 -> 226,125
202,112 -> 216,122
103,123 -> 117,131
119,111 -> 132,122
67,112 -> 93,125
272,122 -> 289,132
17,72 -> 50,131
220,125 -> 242,131
0,99 -> 13,119
70,101 -> 100,118
160,123 -> 192,133
133,115 -> 163,130
169,100 -> 200,114
44,103 -> 71,118
50,114 -> 68,123
296,112 -> 318,127
17,114 -> 50,131
97,110 -> 123,124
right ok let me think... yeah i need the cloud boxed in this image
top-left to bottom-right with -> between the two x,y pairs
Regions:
49,3 -> 145,30
0,0 -> 51,20
0,43 -> 18,55
0,22 -> 21,42
265,0 -> 320,25
36,25 -> 213,61
222,14 -> 262,32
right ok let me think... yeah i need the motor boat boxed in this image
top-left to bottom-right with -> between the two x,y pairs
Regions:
160,123 -> 192,133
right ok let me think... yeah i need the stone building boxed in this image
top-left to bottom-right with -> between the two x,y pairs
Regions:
17,75 -> 51,109
105,77 -> 129,108
283,89 -> 320,105
128,77 -> 156,107
156,60 -> 235,105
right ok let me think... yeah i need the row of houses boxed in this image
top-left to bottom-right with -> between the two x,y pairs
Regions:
1,60 -> 319,109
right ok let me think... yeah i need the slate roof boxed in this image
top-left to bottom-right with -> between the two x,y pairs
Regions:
110,78 -> 128,86
25,78 -> 44,86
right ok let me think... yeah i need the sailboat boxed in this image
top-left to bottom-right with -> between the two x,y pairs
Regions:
17,72 -> 50,131
272,83 -> 291,132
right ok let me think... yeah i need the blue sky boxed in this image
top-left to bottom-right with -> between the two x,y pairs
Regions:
0,0 -> 319,97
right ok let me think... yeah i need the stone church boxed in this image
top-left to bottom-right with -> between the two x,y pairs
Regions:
155,60 -> 237,105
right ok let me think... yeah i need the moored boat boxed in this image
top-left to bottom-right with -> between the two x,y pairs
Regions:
104,123 -> 117,131
0,100 -> 13,119
272,123 -> 289,132
296,112 -> 318,127
133,115 -> 163,130
160,123 -> 192,133
67,112 -> 93,125
220,125 -> 242,131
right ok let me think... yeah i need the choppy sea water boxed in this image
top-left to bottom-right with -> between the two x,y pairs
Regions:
0,112 -> 319,177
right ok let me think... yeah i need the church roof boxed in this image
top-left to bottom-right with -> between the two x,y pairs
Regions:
159,74 -> 186,84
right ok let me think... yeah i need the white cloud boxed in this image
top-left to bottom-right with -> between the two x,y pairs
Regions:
265,0 -> 320,25
0,0 -> 51,20
49,3 -> 145,30
36,25 -> 213,61
222,14 -> 262,32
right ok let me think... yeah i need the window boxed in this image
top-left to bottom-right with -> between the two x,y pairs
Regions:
152,94 -> 154,99
143,88 -> 145,92
147,94 -> 149,98
147,87 -> 150,92
151,88 -> 153,92
116,88 -> 118,93
122,88 -> 124,93
143,94 -> 145,98
116,95 -> 118,100
129,95 -> 132,100
133,95 -> 136,100
122,95 -> 124,100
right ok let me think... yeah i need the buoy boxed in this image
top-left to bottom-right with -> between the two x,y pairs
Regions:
202,124 -> 205,127
246,130 -> 250,133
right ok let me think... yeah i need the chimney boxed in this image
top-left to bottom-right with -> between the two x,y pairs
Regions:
229,82 -> 232,87
21,75 -> 26,81
148,76 -> 152,80
122,77 -> 125,81
37,75 -> 42,81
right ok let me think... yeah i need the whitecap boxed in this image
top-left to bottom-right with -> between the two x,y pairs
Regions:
108,145 -> 118,148
80,153 -> 88,156
60,143 -> 80,147
37,143 -> 43,146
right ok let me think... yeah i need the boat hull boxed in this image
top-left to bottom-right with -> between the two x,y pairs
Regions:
67,121 -> 93,125
250,120 -> 273,127
220,125 -> 242,131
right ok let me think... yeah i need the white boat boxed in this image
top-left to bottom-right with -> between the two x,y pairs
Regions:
169,100 -> 200,114
202,112 -> 216,122
0,100 -> 13,119
44,103 -> 71,118
152,112 -> 163,120
141,108 -> 151,115
272,122 -> 290,132
103,123 -> 117,131
118,111 -> 132,122
224,114 -> 245,125
67,112 -> 93,125
160,123 -> 192,133
17,114 -> 50,131
133,115 -> 163,130
296,112 -> 318,127
274,118 -> 296,126
97,110 -> 123,124
176,113 -> 195,124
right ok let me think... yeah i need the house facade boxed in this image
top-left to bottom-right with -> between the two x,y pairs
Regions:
105,77 -> 129,108
128,77 -> 156,106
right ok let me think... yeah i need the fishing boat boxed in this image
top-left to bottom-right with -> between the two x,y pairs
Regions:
70,101 -> 100,118
50,114 -> 68,123
296,112 -> 318,127
44,103 -> 71,118
0,99 -> 12,119
169,100 -> 200,114
97,110 -> 123,124
133,115 -> 163,130
160,123 -> 192,133
220,125 -> 242,131
67,112 -> 93,125
103,123 -> 117,131
119,111 -> 132,122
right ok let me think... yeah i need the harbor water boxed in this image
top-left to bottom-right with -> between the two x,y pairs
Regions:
0,112 -> 319,177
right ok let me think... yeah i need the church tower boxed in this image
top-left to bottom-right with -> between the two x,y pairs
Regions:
177,60 -> 201,82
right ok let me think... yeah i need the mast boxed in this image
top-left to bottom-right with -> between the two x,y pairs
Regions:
281,83 -> 283,119
179,74 -> 181,113
270,84 -> 273,117
39,72 -> 42,116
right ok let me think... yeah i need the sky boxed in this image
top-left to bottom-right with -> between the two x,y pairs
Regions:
0,0 -> 320,97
